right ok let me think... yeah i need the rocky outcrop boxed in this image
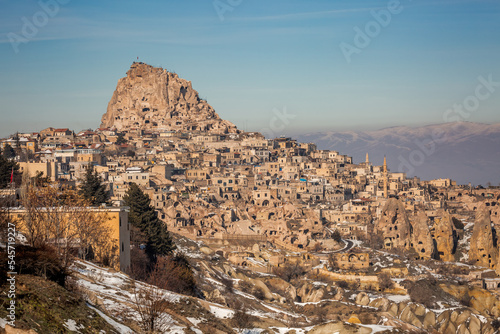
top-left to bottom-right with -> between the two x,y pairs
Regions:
433,210 -> 457,261
307,322 -> 371,334
410,211 -> 436,260
355,292 -> 370,306
101,62 -> 238,134
375,198 -> 411,249
470,206 -> 497,269
5,325 -> 37,334
296,282 -> 325,303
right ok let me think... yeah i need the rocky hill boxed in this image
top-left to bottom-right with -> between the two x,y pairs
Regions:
100,62 -> 238,134
297,122 -> 500,186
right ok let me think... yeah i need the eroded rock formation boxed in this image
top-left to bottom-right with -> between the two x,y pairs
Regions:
469,205 -> 497,269
410,211 -> 435,260
101,62 -> 238,133
375,198 -> 411,249
433,210 -> 457,262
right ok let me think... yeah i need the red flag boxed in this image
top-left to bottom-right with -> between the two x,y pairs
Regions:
10,167 -> 13,184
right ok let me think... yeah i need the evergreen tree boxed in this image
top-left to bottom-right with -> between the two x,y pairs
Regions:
2,144 -> 16,159
0,147 -> 19,188
116,132 -> 127,145
78,164 -> 109,206
124,183 -> 175,261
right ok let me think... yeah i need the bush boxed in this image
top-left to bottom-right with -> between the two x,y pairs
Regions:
378,272 -> 394,291
336,280 -> 349,289
13,245 -> 68,286
220,276 -> 233,293
332,230 -> 342,242
273,263 -> 306,282
232,309 -> 255,329
149,254 -> 197,296
127,247 -> 152,281
406,278 -> 440,308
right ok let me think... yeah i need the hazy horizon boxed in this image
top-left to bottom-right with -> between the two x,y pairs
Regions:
1,0 -> 500,138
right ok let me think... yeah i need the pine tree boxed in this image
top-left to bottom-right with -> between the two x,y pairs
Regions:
78,164 -> 109,206
2,144 -> 16,159
124,183 -> 174,262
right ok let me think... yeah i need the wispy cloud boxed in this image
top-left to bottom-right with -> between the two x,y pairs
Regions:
229,8 -> 378,22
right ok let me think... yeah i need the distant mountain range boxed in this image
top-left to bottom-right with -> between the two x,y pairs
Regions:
297,122 -> 500,186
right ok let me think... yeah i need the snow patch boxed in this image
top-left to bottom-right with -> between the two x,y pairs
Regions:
209,305 -> 235,319
87,304 -> 135,334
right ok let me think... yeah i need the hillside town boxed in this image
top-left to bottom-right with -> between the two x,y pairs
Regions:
2,63 -> 500,333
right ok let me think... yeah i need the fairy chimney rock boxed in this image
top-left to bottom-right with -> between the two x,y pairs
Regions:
433,210 -> 457,262
376,198 -> 411,249
410,211 -> 436,260
470,205 -> 497,269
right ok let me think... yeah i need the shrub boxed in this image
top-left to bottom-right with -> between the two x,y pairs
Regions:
232,309 -> 255,329
220,276 -> 233,293
337,280 -> 349,289
149,254 -> 197,296
14,245 -> 68,286
406,278 -> 440,308
378,272 -> 394,291
332,230 -> 342,242
273,263 -> 306,282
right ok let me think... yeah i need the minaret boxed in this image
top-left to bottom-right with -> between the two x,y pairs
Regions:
383,156 -> 388,198
365,152 -> 369,165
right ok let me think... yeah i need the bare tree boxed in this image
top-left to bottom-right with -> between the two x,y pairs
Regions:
131,283 -> 173,333
20,175 -> 113,267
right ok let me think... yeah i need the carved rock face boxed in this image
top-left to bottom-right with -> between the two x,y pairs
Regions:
410,211 -> 435,260
376,198 -> 411,249
433,210 -> 457,262
100,62 -> 238,134
469,205 -> 497,269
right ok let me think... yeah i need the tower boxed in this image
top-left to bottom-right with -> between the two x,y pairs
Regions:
383,156 -> 388,198
365,152 -> 369,165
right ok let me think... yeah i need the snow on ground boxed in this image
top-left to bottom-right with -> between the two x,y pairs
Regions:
269,327 -> 308,334
237,329 -> 265,334
245,256 -> 266,267
209,305 -> 235,319
187,317 -> 204,326
386,294 -> 411,303
359,323 -> 396,333
87,304 -> 135,334
459,222 -> 473,262
175,244 -> 204,259
63,319 -> 84,332
73,261 -> 186,333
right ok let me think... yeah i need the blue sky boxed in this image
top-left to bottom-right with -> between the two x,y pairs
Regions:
0,0 -> 499,137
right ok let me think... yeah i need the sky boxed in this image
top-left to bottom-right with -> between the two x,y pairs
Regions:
0,0 -> 499,138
